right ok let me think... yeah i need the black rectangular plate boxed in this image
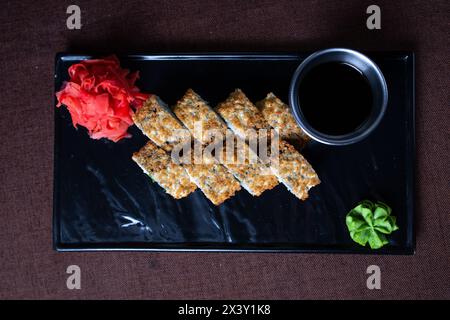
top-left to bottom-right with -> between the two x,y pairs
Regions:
54,53 -> 415,254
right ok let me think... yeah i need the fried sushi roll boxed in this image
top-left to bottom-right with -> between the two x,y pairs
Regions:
183,150 -> 241,206
256,92 -> 310,148
173,89 -> 231,145
269,140 -> 320,200
132,95 -> 191,152
215,137 -> 279,196
174,90 -> 278,196
132,141 -> 197,199
216,89 -> 272,141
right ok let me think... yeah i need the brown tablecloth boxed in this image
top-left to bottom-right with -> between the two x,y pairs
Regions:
0,0 -> 448,299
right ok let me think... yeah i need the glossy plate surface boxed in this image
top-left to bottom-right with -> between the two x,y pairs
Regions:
54,53 -> 414,254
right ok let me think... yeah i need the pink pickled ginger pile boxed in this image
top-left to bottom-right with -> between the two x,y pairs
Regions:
56,55 -> 149,142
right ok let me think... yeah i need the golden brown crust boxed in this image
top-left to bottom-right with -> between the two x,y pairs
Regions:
215,138 -> 279,196
184,156 -> 241,205
269,140 -> 320,200
132,142 -> 197,199
176,145 -> 241,205
256,93 -> 310,147
173,89 -> 230,145
132,96 -> 191,152
175,89 -> 277,197
133,91 -> 319,203
216,89 -> 271,141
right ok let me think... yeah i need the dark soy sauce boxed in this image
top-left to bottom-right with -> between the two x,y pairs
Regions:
298,62 -> 373,136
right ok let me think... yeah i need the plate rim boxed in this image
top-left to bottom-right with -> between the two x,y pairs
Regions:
53,52 -> 415,255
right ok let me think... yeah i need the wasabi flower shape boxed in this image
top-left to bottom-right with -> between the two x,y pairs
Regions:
346,200 -> 399,249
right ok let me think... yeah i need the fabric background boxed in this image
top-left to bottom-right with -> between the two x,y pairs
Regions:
0,0 -> 449,299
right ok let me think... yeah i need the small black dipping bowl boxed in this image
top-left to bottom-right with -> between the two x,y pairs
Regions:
289,48 -> 388,145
